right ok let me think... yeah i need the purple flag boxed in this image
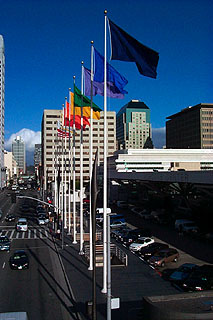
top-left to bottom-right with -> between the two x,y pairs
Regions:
84,67 -> 126,99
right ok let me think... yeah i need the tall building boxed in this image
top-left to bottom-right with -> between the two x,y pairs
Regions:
166,103 -> 213,149
116,100 -> 152,150
12,136 -> 26,174
0,35 -> 5,188
41,109 -> 116,189
34,144 -> 41,168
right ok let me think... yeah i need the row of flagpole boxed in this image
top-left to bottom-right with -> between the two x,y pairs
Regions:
50,9 -> 159,319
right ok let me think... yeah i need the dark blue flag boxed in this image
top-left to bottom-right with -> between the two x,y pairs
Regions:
108,19 -> 159,79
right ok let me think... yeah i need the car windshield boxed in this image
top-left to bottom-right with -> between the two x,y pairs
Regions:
135,239 -> 145,244
14,253 -> 27,259
18,222 -> 27,225
0,237 -> 9,243
184,223 -> 196,227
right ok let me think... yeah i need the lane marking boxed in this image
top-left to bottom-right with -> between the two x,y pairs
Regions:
2,262 -> 5,269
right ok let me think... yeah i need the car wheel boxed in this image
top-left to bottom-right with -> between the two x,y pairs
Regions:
161,262 -> 165,267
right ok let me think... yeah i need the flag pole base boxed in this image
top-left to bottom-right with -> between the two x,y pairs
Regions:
72,241 -> 77,244
101,288 -> 107,294
79,250 -> 84,255
88,266 -> 93,271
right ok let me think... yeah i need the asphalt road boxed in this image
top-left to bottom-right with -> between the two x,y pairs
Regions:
0,189 -> 68,320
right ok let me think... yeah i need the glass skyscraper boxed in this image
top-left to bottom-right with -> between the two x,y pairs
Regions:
12,136 -> 26,174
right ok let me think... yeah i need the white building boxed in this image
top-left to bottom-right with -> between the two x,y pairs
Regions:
4,150 -> 19,185
0,35 -> 6,188
114,149 -> 213,172
42,109 -> 116,189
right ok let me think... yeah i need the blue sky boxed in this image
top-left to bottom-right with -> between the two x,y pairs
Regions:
0,0 -> 212,150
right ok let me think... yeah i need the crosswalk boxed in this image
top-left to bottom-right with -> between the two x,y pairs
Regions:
0,227 -> 49,240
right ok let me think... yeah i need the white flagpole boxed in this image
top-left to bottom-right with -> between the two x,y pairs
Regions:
64,98 -> 67,229
68,88 -> 72,235
89,41 -> 94,270
79,61 -> 84,254
102,10 -> 108,294
73,76 -> 77,244
61,106 -> 65,231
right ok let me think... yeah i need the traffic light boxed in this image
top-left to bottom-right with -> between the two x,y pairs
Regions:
11,193 -> 16,203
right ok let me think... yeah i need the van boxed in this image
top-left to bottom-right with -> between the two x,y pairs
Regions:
175,219 -> 199,233
16,218 -> 28,232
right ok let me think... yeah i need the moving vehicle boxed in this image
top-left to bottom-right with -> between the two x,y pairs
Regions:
139,242 -> 169,260
129,237 -> 154,252
0,236 -> 10,251
37,214 -> 49,225
5,214 -> 16,222
120,228 -> 151,245
148,248 -> 179,267
9,250 -> 29,270
16,218 -> 28,232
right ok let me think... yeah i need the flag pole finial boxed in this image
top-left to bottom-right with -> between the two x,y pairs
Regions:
69,87 -> 71,91
81,61 -> 84,65
65,97 -> 67,100
91,40 -> 94,45
73,75 -> 76,79
104,9 -> 107,15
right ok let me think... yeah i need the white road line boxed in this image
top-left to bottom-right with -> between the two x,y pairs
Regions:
22,232 -> 25,239
34,229 -> 37,239
2,262 -> 5,269
28,230 -> 31,238
16,232 -> 19,239
10,230 -> 15,239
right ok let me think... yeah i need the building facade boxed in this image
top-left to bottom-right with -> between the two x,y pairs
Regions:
4,150 -> 19,185
12,136 -> 26,175
0,36 -> 5,188
41,109 -> 116,190
34,144 -> 41,168
113,149 -> 213,172
166,103 -> 213,149
116,100 -> 152,150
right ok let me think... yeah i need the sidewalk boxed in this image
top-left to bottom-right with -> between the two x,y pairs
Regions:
54,232 -> 178,320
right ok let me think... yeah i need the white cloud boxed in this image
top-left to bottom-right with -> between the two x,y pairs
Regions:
152,127 -> 166,148
5,128 -> 41,152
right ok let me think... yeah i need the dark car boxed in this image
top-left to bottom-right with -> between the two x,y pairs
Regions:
121,228 -> 151,246
0,235 -> 10,251
181,265 -> 213,292
5,214 -> 16,222
139,242 -> 169,260
148,248 -> 179,268
9,250 -> 29,270
169,263 -> 199,285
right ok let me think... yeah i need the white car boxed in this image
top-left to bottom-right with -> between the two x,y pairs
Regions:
110,220 -> 126,229
16,218 -> 28,232
37,214 -> 49,225
129,237 -> 154,252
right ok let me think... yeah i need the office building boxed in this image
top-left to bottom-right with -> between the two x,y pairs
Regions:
34,144 -> 41,168
116,100 -> 152,150
0,35 -> 6,188
41,109 -> 116,189
112,148 -> 213,172
166,103 -> 213,149
12,136 -> 26,174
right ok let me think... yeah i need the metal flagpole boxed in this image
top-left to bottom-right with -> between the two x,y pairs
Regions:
61,105 -> 65,234
89,41 -> 94,270
68,88 -> 72,234
79,61 -> 84,255
102,10 -> 108,294
73,76 -> 77,244
64,98 -> 67,229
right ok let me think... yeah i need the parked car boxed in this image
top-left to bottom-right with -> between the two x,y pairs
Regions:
16,218 -> 28,232
5,214 -> 16,222
129,237 -> 155,252
139,242 -> 169,260
0,235 -> 10,251
9,250 -> 29,270
181,265 -> 213,292
148,248 -> 179,267
110,220 -> 126,229
121,228 -> 151,246
111,226 -> 130,240
169,263 -> 199,285
175,219 -> 199,233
